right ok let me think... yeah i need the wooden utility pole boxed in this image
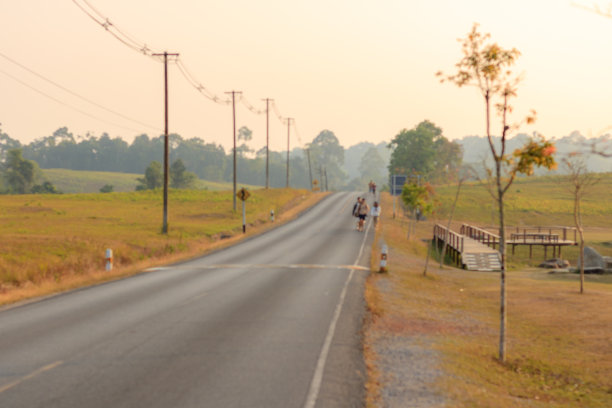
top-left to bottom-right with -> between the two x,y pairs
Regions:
225,90 -> 241,211
286,118 -> 293,188
262,98 -> 273,189
152,51 -> 179,234
306,148 -> 313,191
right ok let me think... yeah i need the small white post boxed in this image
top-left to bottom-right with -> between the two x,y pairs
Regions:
270,209 -> 275,222
105,248 -> 113,271
379,245 -> 388,273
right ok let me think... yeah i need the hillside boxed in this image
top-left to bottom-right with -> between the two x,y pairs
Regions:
42,169 -> 261,193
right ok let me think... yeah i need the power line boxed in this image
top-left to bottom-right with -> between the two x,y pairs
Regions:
72,0 -> 308,148
0,51 -> 162,132
175,58 -> 230,105
239,94 -> 265,115
0,67 -> 153,135
71,0 -> 159,59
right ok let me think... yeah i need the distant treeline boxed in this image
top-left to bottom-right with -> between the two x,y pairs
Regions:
0,127 -> 314,189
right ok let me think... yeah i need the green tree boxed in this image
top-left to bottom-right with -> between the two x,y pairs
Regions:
170,158 -> 197,189
0,126 -> 21,163
401,182 -> 435,239
99,184 -> 114,193
31,181 -> 61,194
307,130 -> 346,190
439,23 -> 556,362
136,161 -> 163,190
389,120 -> 439,177
3,149 -> 37,194
358,147 -> 386,185
388,120 -> 460,183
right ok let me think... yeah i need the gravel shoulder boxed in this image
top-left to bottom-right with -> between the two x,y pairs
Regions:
365,273 -> 447,408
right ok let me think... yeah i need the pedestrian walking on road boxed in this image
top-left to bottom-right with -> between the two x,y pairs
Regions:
357,198 -> 369,232
371,201 -> 381,227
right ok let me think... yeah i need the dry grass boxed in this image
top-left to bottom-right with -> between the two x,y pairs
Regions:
365,190 -> 612,407
0,188 -> 326,306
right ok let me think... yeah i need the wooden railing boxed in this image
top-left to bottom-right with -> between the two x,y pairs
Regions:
434,224 -> 464,253
460,224 -> 500,249
510,226 -> 577,244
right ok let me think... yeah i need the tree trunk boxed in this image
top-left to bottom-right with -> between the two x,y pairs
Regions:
574,192 -> 585,294
497,165 -> 507,363
440,179 -> 463,269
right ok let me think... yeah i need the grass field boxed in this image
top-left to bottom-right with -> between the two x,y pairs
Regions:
42,168 -> 261,193
0,188 -> 321,305
431,172 -> 612,264
366,174 -> 612,407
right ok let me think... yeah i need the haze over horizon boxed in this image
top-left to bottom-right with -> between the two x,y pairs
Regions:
2,1 -> 612,152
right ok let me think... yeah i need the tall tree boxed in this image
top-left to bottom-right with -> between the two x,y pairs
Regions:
170,158 -> 197,189
358,146 -> 386,186
0,126 -> 21,163
307,130 -> 346,190
439,24 -> 556,362
388,120 -> 460,183
3,149 -> 37,193
136,161 -> 163,190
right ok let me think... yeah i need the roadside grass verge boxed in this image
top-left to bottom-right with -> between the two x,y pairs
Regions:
365,188 -> 612,407
0,188 -> 323,305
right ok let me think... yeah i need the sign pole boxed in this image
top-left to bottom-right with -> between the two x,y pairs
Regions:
242,199 -> 246,233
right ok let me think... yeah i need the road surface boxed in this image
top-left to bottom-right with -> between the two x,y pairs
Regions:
0,192 -> 375,407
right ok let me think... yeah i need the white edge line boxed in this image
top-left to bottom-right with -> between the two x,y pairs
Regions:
303,216 -> 372,408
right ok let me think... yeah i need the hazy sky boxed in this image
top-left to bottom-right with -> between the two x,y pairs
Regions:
1,0 -> 612,152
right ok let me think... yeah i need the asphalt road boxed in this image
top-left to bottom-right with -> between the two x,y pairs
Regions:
0,191 -> 375,408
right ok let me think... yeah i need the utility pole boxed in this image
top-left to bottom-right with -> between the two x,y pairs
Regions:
286,118 -> 293,188
324,167 -> 328,191
152,51 -> 179,234
262,98 -> 273,189
225,90 -> 241,211
306,148 -> 313,191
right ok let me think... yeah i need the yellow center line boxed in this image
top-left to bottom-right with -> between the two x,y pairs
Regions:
0,360 -> 63,394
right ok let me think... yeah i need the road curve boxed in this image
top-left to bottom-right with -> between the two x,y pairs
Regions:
0,191 -> 374,408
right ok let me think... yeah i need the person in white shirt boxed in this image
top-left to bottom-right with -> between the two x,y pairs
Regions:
371,201 -> 381,227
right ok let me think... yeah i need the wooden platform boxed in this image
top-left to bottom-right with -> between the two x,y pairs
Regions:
433,224 -> 501,271
460,224 -> 578,259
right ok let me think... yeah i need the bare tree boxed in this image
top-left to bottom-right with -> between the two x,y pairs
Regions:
439,167 -> 473,269
438,24 -> 557,362
563,154 -> 600,293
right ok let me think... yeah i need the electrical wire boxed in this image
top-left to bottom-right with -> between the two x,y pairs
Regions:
72,0 -> 307,146
0,51 -> 162,132
72,0 -> 158,59
175,58 -> 230,105
239,94 -> 265,115
0,68 -> 155,135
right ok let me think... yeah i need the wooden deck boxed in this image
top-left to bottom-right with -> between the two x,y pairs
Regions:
433,224 -> 501,271
461,224 -> 578,259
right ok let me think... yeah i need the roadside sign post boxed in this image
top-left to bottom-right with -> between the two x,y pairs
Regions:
236,188 -> 251,233
391,175 -> 407,219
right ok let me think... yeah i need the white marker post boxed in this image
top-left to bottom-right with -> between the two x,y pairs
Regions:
379,245 -> 388,273
105,248 -> 113,271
